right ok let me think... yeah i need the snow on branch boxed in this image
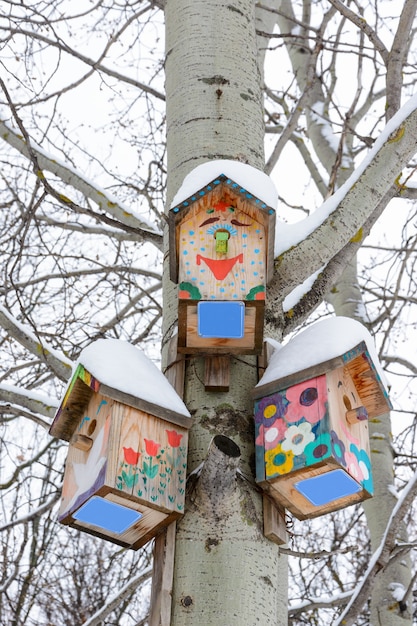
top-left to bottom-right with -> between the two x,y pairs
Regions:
0,117 -> 163,249
0,404 -> 53,430
0,383 -> 58,420
271,93 -> 417,301
334,469 -> 417,625
0,304 -> 73,381
280,184 -> 398,332
288,590 -> 352,618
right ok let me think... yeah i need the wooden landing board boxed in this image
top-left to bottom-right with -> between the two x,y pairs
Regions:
178,301 -> 264,354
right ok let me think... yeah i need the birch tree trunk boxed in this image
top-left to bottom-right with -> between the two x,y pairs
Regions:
275,2 -> 413,622
329,263 -> 412,626
163,1 -> 288,624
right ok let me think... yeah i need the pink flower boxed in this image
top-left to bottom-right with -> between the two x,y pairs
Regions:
166,430 -> 183,448
285,376 -> 327,424
123,446 -> 140,465
144,438 -> 161,457
344,449 -> 364,482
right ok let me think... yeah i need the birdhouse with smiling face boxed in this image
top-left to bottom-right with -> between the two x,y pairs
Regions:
49,339 -> 192,549
253,318 -> 391,520
169,161 -> 276,355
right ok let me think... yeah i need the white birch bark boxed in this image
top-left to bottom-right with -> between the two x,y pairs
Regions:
275,4 -> 413,622
164,1 -> 288,624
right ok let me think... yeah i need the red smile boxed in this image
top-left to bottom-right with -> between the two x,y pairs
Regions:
196,253 -> 243,280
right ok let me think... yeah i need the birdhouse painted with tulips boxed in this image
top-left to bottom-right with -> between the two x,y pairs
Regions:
169,161 -> 276,355
49,339 -> 192,549
253,318 -> 391,520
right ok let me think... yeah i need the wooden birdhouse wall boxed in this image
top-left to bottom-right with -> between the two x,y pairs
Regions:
50,339 -> 192,550
254,365 -> 374,520
59,389 -> 188,549
177,189 -> 267,302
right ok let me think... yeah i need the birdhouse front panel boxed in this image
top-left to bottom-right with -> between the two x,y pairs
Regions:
254,366 -> 373,519
169,173 -> 275,355
177,192 -> 267,302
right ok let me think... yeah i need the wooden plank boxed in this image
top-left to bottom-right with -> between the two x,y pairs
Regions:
345,351 -> 392,416
178,302 -> 264,354
257,340 -> 276,382
261,461 -> 372,520
164,335 -> 185,398
326,366 -> 371,464
263,495 -> 287,546
204,356 -> 230,391
99,383 -> 193,429
58,392 -> 112,520
161,522 -> 176,626
49,376 -> 94,440
252,353 -> 346,399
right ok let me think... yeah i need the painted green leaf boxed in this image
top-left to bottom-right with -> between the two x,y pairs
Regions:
122,469 -> 139,488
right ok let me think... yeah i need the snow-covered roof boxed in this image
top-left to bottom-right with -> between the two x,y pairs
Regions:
79,339 -> 190,416
50,339 -> 191,440
255,317 -> 391,415
170,160 -> 278,210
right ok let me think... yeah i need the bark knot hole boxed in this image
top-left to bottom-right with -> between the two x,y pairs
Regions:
213,434 -> 241,458
181,595 -> 193,608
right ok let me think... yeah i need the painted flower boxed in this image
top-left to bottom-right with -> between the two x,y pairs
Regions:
344,449 -> 364,483
265,443 -> 294,478
123,446 -> 140,465
285,376 -> 328,424
144,439 -> 161,457
304,432 -> 332,466
255,418 -> 287,450
166,430 -> 183,448
350,444 -> 373,493
281,422 -> 315,455
330,431 -> 346,466
254,392 -> 288,427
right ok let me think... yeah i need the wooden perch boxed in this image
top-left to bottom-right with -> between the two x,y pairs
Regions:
193,435 -> 241,517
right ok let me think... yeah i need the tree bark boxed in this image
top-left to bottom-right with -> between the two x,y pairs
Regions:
163,1 -> 288,624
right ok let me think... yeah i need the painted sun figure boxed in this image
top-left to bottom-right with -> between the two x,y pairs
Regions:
207,223 -> 237,236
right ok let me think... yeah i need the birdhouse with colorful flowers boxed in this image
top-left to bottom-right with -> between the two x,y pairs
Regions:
49,339 -> 192,549
169,161 -> 277,355
253,317 -> 391,520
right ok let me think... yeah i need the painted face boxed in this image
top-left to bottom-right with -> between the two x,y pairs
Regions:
178,199 -> 266,301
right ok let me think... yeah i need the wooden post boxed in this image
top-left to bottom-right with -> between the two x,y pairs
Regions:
150,336 -> 185,625
263,496 -> 288,546
204,356 -> 230,391
150,523 -> 177,626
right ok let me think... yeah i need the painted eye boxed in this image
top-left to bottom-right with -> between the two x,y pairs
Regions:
299,387 -> 318,406
231,219 -> 252,227
207,208 -> 214,214
228,206 -> 235,212
200,217 -> 220,227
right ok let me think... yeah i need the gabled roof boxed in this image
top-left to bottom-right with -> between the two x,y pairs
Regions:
253,317 -> 391,419
49,339 -> 192,441
169,171 -> 276,284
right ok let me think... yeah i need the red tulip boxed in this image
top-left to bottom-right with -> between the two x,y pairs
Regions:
166,430 -> 183,448
144,438 -> 161,457
123,446 -> 140,465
